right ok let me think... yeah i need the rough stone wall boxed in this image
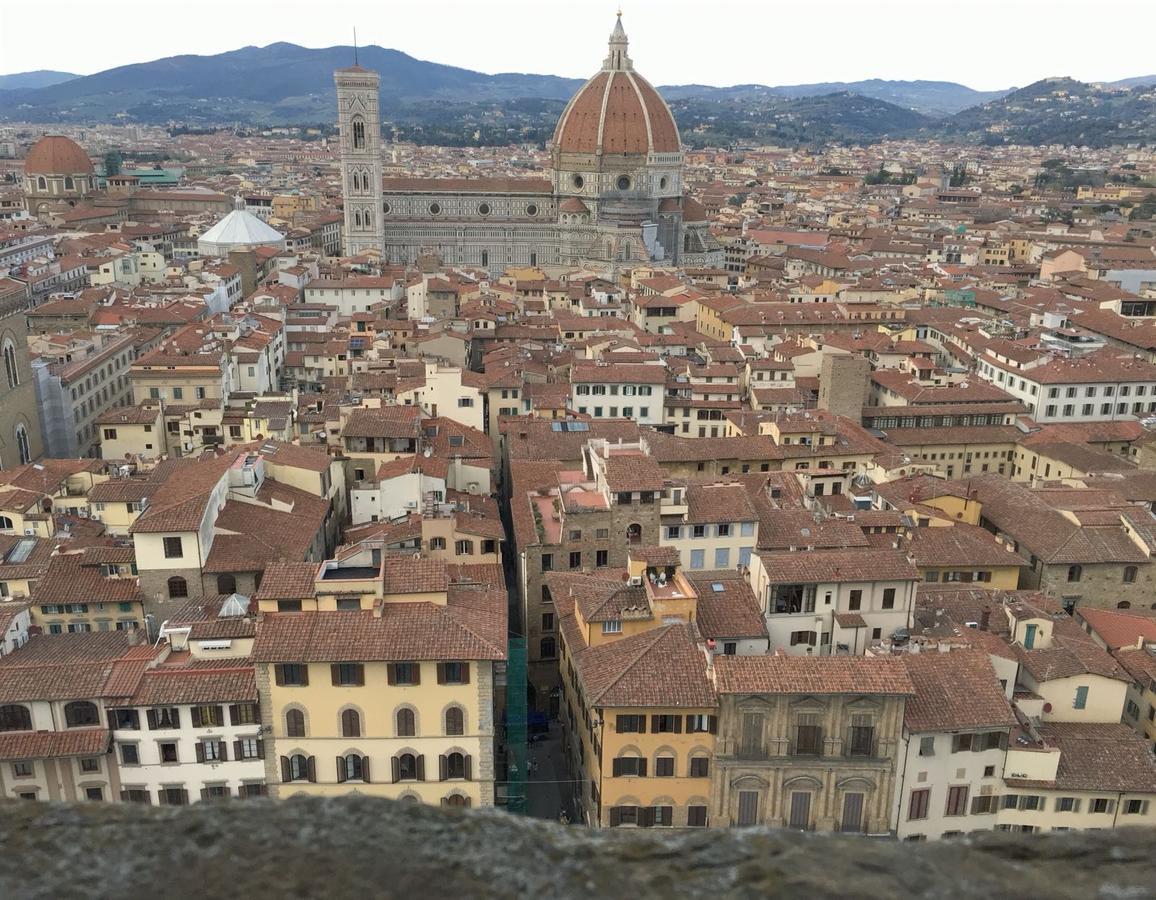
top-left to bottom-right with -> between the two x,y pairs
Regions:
2,796 -> 1153,899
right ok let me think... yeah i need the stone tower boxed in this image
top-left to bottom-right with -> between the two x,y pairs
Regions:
335,65 -> 384,256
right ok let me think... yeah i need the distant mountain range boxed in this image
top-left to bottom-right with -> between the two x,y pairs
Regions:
0,70 -> 77,90
1,43 -> 1154,148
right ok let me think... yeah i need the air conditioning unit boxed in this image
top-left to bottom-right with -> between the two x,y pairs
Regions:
628,575 -> 642,586
23,528 -> 35,536
404,501 -> 417,509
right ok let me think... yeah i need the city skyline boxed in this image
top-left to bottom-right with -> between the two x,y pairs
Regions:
1,0 -> 1154,92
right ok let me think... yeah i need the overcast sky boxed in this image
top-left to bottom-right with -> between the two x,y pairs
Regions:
2,0 -> 1153,91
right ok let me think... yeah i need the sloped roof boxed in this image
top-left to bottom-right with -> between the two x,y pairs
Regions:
199,209 -> 284,247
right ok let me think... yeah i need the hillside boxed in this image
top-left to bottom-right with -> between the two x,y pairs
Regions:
0,70 -> 77,90
658,80 -> 1005,116
1,44 -> 1154,148
936,77 -> 1156,147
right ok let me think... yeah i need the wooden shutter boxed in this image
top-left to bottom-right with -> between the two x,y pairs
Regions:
637,758 -> 647,777
651,714 -> 661,732
228,704 -> 240,726
195,742 -> 205,763
353,665 -> 364,686
708,715 -> 718,734
191,707 -> 203,728
459,663 -> 470,685
439,754 -> 448,782
280,756 -> 291,782
612,758 -> 624,777
391,756 -> 401,783
436,663 -> 446,685
609,807 -> 622,827
211,706 -> 223,726
660,806 -> 672,826
639,806 -> 655,828
256,739 -> 265,760
361,756 -> 371,784
387,664 -> 397,686
673,716 -> 682,734
217,741 -> 228,762
616,714 -> 628,732
200,788 -> 210,801
306,756 -> 317,783
119,790 -> 131,802
416,754 -> 426,781
464,755 -> 472,781
146,709 -> 158,730
274,665 -> 286,686
337,756 -> 347,783
412,664 -> 421,686
234,739 -> 244,761
331,664 -> 341,686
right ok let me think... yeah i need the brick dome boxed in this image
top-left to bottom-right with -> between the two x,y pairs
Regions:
553,16 -> 680,157
24,135 -> 94,175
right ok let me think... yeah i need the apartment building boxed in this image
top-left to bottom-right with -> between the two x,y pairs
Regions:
570,362 -> 666,426
252,549 -> 505,807
33,332 -> 138,459
976,348 -> 1156,425
894,650 -> 1016,840
660,480 -> 758,571
747,548 -> 918,654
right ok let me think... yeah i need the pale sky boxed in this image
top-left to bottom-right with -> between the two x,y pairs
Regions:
2,0 -> 1153,91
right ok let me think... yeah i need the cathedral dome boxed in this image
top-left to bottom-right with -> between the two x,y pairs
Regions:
553,15 -> 680,157
24,135 -> 94,175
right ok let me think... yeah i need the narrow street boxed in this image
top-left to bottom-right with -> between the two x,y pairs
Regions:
525,721 -> 577,824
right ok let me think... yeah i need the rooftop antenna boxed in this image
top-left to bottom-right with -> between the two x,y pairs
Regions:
353,28 -> 359,66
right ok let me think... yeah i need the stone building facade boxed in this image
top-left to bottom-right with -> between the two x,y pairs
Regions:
0,279 -> 42,468
338,16 -> 720,275
710,656 -> 912,832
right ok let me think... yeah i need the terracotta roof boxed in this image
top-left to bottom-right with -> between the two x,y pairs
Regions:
714,654 -> 915,695
129,453 -> 235,534
24,135 -> 94,175
687,573 -> 766,640
902,650 -> 1015,732
754,549 -> 917,584
574,624 -> 715,708
602,454 -> 664,493
252,601 -> 505,662
1027,722 -> 1156,793
1077,607 -> 1156,651
129,659 -> 256,706
253,560 -> 319,601
0,727 -> 108,761
32,551 -> 140,606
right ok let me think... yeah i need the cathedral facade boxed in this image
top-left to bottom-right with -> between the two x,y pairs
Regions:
335,16 -> 720,275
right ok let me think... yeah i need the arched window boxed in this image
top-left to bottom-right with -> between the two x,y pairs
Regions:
445,706 -> 464,736
64,176 -> 74,191
285,708 -> 305,737
354,210 -> 363,229
0,516 -> 12,530
15,424 -> 30,465
2,340 -> 17,388
0,704 -> 32,732
36,176 -> 46,191
352,118 -> 365,150
539,637 -> 556,659
1067,565 -> 1082,583
626,523 -> 642,545
396,707 -> 416,737
1124,566 -> 1138,584
481,250 -> 489,268
396,752 -> 418,781
288,753 -> 309,781
340,752 -> 365,782
445,751 -> 466,779
341,708 -> 361,738
64,701 -> 99,727
167,576 -> 188,599
1118,601 -> 1133,609
442,793 -> 471,808
216,574 -> 237,594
